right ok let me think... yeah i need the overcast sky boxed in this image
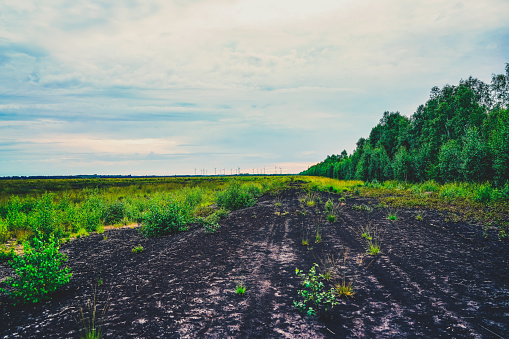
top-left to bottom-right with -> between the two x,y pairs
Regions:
1,0 -> 508,176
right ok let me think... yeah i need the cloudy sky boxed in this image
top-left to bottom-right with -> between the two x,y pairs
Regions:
1,0 -> 508,176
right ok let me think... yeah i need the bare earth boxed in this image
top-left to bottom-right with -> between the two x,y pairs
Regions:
1,186 -> 508,338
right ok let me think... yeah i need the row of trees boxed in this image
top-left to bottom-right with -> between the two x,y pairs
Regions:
301,64 -> 509,187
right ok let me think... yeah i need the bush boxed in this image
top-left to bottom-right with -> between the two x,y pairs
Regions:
216,180 -> 259,211
102,201 -> 126,225
294,263 -> 337,316
141,200 -> 191,237
0,218 -> 9,243
0,231 -> 72,305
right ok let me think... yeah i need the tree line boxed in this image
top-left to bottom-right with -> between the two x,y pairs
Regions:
301,64 -> 509,187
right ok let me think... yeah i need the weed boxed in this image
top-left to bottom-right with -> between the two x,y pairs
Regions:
352,204 -> 372,212
356,223 -> 384,256
387,213 -> 398,221
315,231 -> 322,244
76,285 -> 109,339
235,283 -> 246,296
102,235 -> 107,241
368,244 -> 381,255
97,278 -> 103,286
324,199 -> 333,213
334,279 -> 355,298
415,214 -> 423,221
306,200 -> 315,207
131,245 -> 144,253
294,263 -> 337,316
338,196 -> 346,203
327,214 -> 336,223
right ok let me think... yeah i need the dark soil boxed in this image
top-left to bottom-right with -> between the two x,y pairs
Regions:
1,187 -> 509,338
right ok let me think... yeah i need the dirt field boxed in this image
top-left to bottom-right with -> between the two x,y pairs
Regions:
1,186 -> 508,338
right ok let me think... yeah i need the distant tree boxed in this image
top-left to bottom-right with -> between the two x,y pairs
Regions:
438,140 -> 462,182
461,128 -> 491,182
392,147 -> 413,181
491,63 -> 509,108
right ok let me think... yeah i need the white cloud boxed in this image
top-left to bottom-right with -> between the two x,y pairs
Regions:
1,0 -> 508,175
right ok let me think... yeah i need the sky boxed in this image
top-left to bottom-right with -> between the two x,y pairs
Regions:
1,0 -> 508,176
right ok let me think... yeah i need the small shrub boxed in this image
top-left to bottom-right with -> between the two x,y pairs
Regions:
132,244 -> 144,253
0,231 -> 72,305
294,263 -> 337,316
102,201 -> 126,225
216,180 -> 258,211
141,200 -> 191,237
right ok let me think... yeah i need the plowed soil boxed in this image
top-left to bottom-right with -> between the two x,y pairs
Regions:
1,186 -> 509,338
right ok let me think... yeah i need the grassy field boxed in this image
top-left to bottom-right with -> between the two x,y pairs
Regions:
1,176 -> 507,256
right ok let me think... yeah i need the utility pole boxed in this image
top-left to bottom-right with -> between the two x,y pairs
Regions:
194,168 -> 196,176
214,167 -> 216,176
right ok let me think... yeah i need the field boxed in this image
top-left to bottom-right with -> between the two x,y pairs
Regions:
1,177 -> 508,337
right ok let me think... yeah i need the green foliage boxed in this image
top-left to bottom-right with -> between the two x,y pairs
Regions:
0,246 -> 15,263
141,200 -> 191,237
327,214 -> 336,223
324,199 -> 333,213
131,244 -> 144,253
216,180 -> 259,211
438,140 -> 462,182
461,128 -> 491,182
102,201 -> 126,225
0,231 -> 72,305
235,283 -> 246,295
294,263 -> 337,316
301,65 -> 509,188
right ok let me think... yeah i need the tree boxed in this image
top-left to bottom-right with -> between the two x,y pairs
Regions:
461,128 -> 491,182
438,140 -> 462,182
392,147 -> 413,181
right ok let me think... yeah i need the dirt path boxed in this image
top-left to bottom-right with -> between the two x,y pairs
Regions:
1,188 -> 508,338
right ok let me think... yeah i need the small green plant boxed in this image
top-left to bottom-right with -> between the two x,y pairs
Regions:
77,285 -> 109,339
315,231 -> 322,244
338,196 -> 346,203
97,278 -> 103,286
131,244 -> 144,253
306,200 -> 315,207
294,263 -> 337,316
361,232 -> 372,240
415,214 -> 423,221
387,213 -> 398,221
334,279 -> 355,298
275,202 -> 281,207
0,247 -> 16,263
324,199 -> 333,213
0,231 -> 72,305
327,214 -> 336,223
203,221 -> 220,234
102,235 -> 107,241
235,283 -> 246,295
368,244 -> 381,255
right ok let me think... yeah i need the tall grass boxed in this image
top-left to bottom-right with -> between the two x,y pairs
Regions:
0,176 -> 293,245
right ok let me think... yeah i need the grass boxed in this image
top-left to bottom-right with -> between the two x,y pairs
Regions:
0,176 -> 293,247
76,286 -> 109,339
